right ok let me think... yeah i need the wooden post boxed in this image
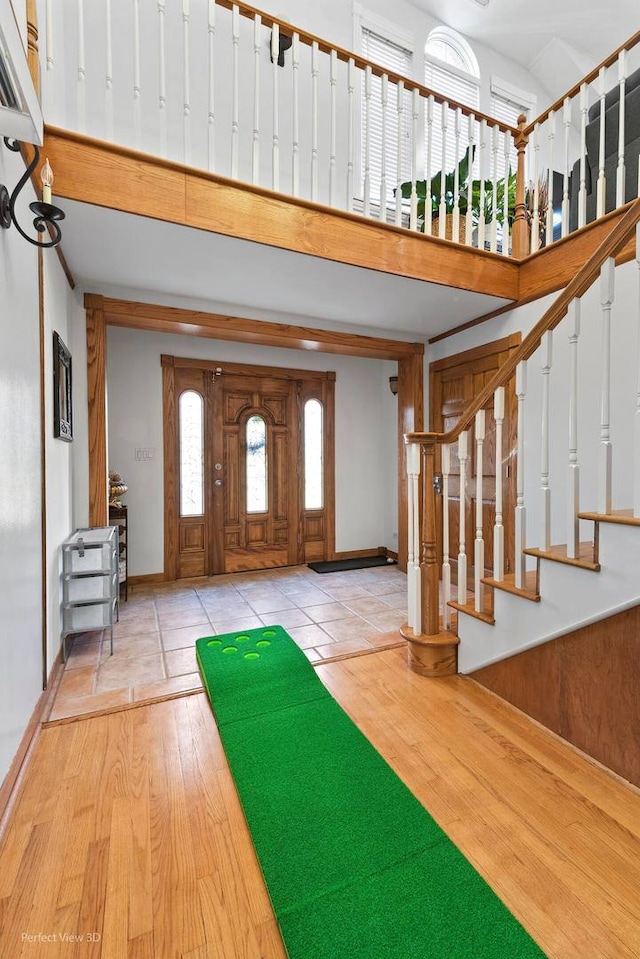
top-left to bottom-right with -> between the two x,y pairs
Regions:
420,441 -> 440,637
85,294 -> 108,528
397,353 -> 424,573
512,114 -> 529,259
26,0 -> 40,97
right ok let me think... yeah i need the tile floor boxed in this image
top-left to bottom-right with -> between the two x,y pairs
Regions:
47,563 -> 408,722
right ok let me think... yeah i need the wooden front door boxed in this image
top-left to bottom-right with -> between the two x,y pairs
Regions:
430,335 -> 520,584
163,356 -> 335,580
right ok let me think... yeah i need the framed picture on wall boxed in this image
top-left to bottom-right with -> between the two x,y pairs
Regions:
53,331 -> 73,442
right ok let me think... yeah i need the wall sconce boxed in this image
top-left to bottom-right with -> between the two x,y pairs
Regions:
389,375 -> 399,396
0,138 -> 65,247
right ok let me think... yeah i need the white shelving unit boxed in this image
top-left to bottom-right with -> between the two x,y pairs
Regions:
61,526 -> 119,661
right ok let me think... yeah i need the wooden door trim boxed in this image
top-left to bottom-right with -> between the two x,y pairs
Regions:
161,356 -> 178,581
86,294 -> 108,527
164,354 -> 337,381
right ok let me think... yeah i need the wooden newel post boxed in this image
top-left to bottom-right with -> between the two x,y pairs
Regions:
26,0 -> 40,97
512,113 -> 529,259
420,441 -> 440,637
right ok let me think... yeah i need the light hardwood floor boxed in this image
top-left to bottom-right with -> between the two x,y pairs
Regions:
1,646 -> 639,958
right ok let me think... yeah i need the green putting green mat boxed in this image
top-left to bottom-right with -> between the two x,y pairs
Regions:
196,625 -> 547,959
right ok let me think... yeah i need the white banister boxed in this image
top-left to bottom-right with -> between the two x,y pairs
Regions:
596,66 -> 607,218
452,107 -> 461,242
442,444 -> 451,628
158,0 -> 167,157
515,361 -> 527,588
598,257 -> 615,514
493,386 -> 505,581
438,102 -> 448,236
133,0 -> 142,149
578,81 -> 587,229
77,0 -> 86,133
329,50 -> 337,206
395,80 -> 404,227
410,88 -> 419,232
207,0 -> 216,171
292,34 -> 300,198
231,3 -> 240,178
530,123 -> 540,253
105,0 -> 114,141
478,119 -> 487,250
501,128 -> 511,255
540,330 -> 553,550
457,430 -> 469,604
379,72 -> 388,217
567,299 -> 581,557
406,444 -> 421,632
363,64 -> 372,217
562,97 -> 571,238
616,50 -> 626,207
346,56 -> 354,211
465,114 -> 476,246
474,409 -> 485,613
545,111 -> 556,246
490,124 -> 499,253
634,223 -> 640,517
252,14 -> 261,184
423,94 -> 433,236
271,22 -> 280,191
311,40 -> 319,203
182,0 -> 191,164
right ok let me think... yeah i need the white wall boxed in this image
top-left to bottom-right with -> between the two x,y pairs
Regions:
106,327 -> 397,576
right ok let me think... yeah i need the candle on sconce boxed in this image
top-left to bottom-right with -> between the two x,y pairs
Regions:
41,157 -> 54,205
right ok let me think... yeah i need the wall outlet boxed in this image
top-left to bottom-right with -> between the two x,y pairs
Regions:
135,447 -> 155,461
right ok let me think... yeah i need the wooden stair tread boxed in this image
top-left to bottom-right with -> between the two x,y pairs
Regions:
578,508 -> 640,527
448,597 -> 495,626
524,542 -> 600,571
481,570 -> 540,602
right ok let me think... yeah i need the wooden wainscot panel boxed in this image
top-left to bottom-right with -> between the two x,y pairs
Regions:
179,524 -> 205,552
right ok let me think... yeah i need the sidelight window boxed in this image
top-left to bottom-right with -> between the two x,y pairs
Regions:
304,398 -> 323,510
246,415 -> 267,513
179,390 -> 204,516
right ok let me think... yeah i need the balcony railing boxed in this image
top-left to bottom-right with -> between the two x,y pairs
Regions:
38,1 -> 640,258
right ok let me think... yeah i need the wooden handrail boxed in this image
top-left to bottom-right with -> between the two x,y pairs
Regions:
524,30 -> 640,134
406,196 -> 640,448
214,0 -> 519,135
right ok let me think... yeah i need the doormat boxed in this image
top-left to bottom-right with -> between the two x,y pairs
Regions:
308,555 -> 396,573
196,625 -> 546,959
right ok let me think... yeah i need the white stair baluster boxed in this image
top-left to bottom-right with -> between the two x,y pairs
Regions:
363,65 -> 372,216
493,386 -> 505,581
346,56 -> 354,211
567,299 -> 581,557
45,0 -> 53,71
207,1 -> 216,171
598,258 -> 615,514
502,128 -> 511,255
597,66 -> 607,218
474,410 -> 485,613
457,430 -> 468,604
231,4 -> 240,178
410,88 -> 419,232
442,444 -> 451,628
311,41 -> 319,202
452,107 -> 461,242
578,82 -> 588,228
438,102 -> 448,236
540,331 -> 553,550
158,0 -> 167,157
252,15 -> 261,184
424,94 -> 433,236
329,50 -> 337,206
562,97 -> 571,237
531,123 -> 540,253
515,361 -> 527,588
380,72 -> 388,218
292,34 -> 300,198
545,111 -> 556,246
634,223 -> 640,517
77,0 -> 85,133
478,119 -> 487,250
490,124 -> 499,252
182,0 -> 191,164
105,0 -> 114,141
406,444 -> 422,632
466,114 -> 476,246
133,0 -> 141,149
271,22 -> 280,191
395,80 -> 404,226
616,50 -> 626,207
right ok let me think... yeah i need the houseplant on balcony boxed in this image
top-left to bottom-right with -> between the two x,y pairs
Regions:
397,146 -> 475,238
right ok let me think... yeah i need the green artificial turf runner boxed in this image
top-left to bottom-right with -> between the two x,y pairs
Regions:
196,625 -> 547,959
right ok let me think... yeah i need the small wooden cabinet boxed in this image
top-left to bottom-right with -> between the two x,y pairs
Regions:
109,505 -> 128,601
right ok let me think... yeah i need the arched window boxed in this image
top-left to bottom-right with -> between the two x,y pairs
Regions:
424,27 -> 480,177
246,415 -> 267,513
179,390 -> 204,516
304,399 -> 323,509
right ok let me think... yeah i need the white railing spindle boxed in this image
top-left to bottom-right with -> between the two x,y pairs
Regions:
474,409 -> 485,613
133,0 -> 142,149
379,72 -> 388,218
207,1 -> 216,171
452,107 -> 461,242
395,80 -> 404,227
363,64 -> 371,217
598,257 -> 615,514
490,124 -> 499,252
77,0 -> 86,133
329,50 -> 337,206
457,430 -> 469,604
562,97 -> 571,237
45,0 -> 53,71
271,22 -> 279,191
292,34 -> 300,198
441,444 -> 451,628
515,361 -> 527,588
545,111 -> 556,246
231,4 -> 240,178
466,114 -> 475,246
410,88 -> 419,232
105,0 -> 114,141
182,0 -> 191,164
478,119 -> 487,250
634,223 -> 640,517
346,56 -> 354,211
311,40 -> 319,203
424,94 -> 433,236
438,102 -> 448,236
502,128 -> 511,255
493,386 -> 505,581
597,67 -> 607,218
157,0 -> 167,157
252,14 -> 261,184
616,50 -> 626,207
531,123 -> 540,253
578,82 -> 588,228
406,444 -> 421,632
540,331 -> 553,550
567,300 -> 581,557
